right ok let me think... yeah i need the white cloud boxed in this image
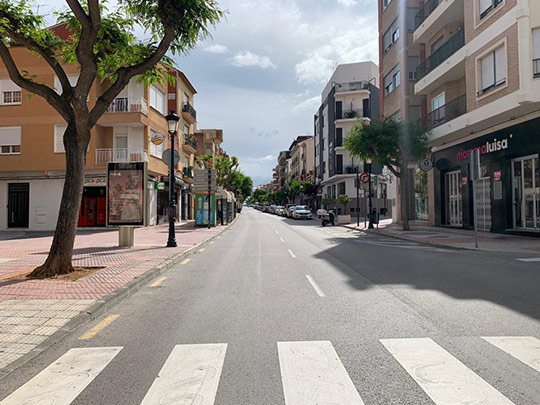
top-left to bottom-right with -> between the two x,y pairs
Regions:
227,51 -> 277,69
338,0 -> 358,6
203,44 -> 229,54
292,95 -> 321,113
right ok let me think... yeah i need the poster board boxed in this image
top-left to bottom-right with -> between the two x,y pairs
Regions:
107,162 -> 147,226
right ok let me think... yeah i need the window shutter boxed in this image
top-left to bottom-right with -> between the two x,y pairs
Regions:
533,28 -> 540,59
0,126 -> 21,146
0,79 -> 21,92
479,0 -> 491,15
481,53 -> 495,90
54,125 -> 66,153
494,46 -> 506,84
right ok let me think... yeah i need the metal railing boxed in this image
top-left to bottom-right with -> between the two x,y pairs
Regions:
416,26 -> 464,80
534,58 -> 540,78
418,94 -> 466,131
184,135 -> 197,150
335,81 -> 370,93
182,102 -> 197,121
95,148 -> 148,165
336,109 -> 363,120
105,97 -> 148,115
415,0 -> 442,30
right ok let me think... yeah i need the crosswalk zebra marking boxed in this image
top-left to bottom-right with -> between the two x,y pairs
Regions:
278,341 -> 365,404
516,258 -> 540,262
483,336 -> 540,373
0,347 -> 122,405
141,343 -> 227,405
380,338 -> 514,405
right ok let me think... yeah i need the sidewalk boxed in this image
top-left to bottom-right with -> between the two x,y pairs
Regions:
344,220 -> 540,254
0,221 -> 230,373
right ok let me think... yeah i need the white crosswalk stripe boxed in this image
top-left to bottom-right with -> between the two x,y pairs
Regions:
141,343 -> 227,405
482,336 -> 540,373
0,347 -> 122,405
380,338 -> 515,405
3,337 -> 539,404
278,341 -> 365,405
354,238 -> 450,252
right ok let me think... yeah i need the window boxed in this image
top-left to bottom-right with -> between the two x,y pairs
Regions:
383,0 -> 393,11
479,0 -> 503,20
432,93 -> 445,111
0,126 -> 21,154
149,85 -> 166,115
383,19 -> 399,53
384,65 -> 400,96
478,46 -> 506,96
533,28 -> 540,78
54,74 -> 79,94
0,80 -> 22,106
150,129 -> 165,158
338,182 -> 346,196
184,124 -> 189,137
54,125 -> 67,153
408,56 -> 420,80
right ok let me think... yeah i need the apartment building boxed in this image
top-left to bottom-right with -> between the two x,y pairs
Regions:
412,0 -> 540,234
379,0 -> 428,223
0,27 -> 198,230
194,129 -> 225,159
276,151 -> 290,189
314,62 -> 395,217
288,136 -> 315,183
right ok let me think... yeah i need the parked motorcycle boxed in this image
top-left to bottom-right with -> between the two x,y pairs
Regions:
317,209 -> 335,227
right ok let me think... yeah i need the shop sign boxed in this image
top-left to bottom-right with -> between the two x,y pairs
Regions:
154,182 -> 166,190
419,159 -> 433,172
494,171 -> 502,181
84,176 -> 106,186
456,135 -> 513,161
151,132 -> 165,146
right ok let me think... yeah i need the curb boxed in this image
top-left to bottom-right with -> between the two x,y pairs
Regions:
0,216 -> 239,380
342,224 -> 471,251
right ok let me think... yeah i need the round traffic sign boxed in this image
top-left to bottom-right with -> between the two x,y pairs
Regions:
359,172 -> 370,184
419,158 -> 433,172
162,149 -> 180,166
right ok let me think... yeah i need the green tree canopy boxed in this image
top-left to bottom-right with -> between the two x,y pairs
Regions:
344,117 -> 429,230
0,0 -> 224,277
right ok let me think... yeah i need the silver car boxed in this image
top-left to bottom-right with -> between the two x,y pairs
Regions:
293,205 -> 312,219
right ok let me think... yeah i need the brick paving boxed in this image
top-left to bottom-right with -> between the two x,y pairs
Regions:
344,220 -> 540,253
0,221 -> 228,373
0,222 -> 223,301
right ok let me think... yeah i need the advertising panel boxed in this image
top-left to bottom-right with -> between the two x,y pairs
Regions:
107,162 -> 147,226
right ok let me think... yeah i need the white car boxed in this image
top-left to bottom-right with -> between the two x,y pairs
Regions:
287,206 -> 296,218
293,205 -> 312,220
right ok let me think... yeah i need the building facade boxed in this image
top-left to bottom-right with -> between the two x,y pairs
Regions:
413,0 -> 540,234
314,62 -> 396,217
379,0 -> 429,223
0,39 -> 199,230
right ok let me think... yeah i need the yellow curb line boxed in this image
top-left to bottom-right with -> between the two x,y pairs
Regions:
150,277 -> 167,287
79,314 -> 119,340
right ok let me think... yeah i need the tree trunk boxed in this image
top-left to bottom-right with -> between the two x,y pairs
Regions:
400,166 -> 411,231
29,125 -> 89,278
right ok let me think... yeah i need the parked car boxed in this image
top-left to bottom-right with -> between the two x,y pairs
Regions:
293,205 -> 312,220
286,205 -> 296,218
276,206 -> 285,216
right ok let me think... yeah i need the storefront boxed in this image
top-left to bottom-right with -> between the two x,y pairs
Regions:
433,117 -> 540,234
78,176 -> 107,227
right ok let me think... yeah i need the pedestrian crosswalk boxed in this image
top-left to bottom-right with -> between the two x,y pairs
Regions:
354,237 -> 451,252
1,337 -> 539,404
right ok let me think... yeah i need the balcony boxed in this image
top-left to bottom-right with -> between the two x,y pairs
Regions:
105,97 -> 148,115
95,148 -> 148,165
415,0 -> 442,30
335,81 -> 370,93
418,94 -> 466,131
182,135 -> 197,154
182,102 -> 197,124
416,26 -> 464,81
534,59 -> 540,78
182,167 -> 194,184
336,109 -> 368,121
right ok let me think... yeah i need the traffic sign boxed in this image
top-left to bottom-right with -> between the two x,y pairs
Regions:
419,158 -> 433,172
359,172 -> 370,184
162,149 -> 180,166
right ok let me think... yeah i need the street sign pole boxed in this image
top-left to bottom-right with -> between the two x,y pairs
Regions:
356,168 -> 360,227
207,161 -> 212,229
471,149 -> 481,249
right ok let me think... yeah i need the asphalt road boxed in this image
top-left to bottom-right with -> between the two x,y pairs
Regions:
1,208 -> 539,405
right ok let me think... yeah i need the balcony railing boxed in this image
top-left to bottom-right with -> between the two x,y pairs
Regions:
95,148 -> 148,165
418,94 -> 466,131
336,109 -> 365,120
416,26 -> 464,80
534,58 -> 540,78
105,97 -> 148,115
184,135 -> 197,150
335,81 -> 370,93
182,102 -> 197,121
415,0 -> 442,30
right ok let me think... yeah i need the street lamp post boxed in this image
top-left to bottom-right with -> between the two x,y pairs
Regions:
166,111 -> 180,248
366,158 -> 374,229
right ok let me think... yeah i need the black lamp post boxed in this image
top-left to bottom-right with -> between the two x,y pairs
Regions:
365,157 -> 374,229
166,111 -> 180,248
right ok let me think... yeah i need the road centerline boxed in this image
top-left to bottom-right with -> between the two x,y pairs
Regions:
287,249 -> 296,258
305,275 -> 326,297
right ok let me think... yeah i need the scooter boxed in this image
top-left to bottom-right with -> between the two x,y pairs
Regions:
318,209 -> 335,227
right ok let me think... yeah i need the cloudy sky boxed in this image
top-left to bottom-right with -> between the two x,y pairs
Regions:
41,0 -> 379,186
